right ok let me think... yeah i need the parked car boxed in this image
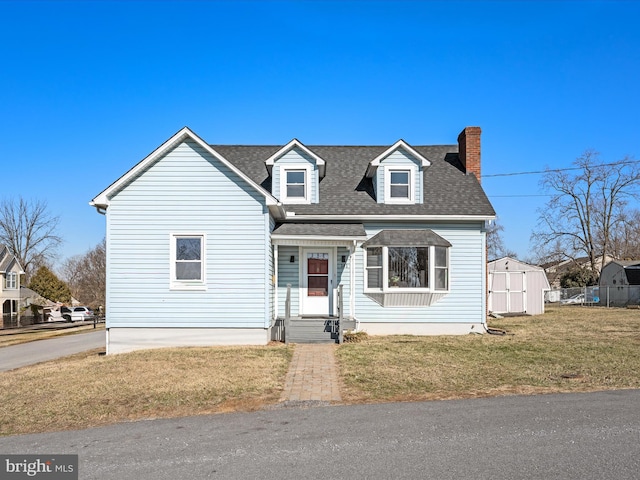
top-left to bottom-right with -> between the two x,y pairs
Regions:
47,306 -> 95,322
47,306 -> 73,322
560,293 -> 600,305
561,293 -> 584,304
70,306 -> 95,322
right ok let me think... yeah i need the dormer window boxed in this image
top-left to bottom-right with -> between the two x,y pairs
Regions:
286,170 -> 306,199
280,165 -> 312,204
385,167 -> 415,203
390,170 -> 410,199
264,139 -> 325,205
366,141 -> 427,205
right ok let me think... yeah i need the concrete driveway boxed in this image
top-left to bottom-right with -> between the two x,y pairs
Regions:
0,330 -> 105,371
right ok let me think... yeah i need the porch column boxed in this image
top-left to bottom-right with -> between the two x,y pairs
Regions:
350,241 -> 356,322
273,244 -> 279,322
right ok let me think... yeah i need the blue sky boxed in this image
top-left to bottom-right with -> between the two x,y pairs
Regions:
1,0 -> 639,266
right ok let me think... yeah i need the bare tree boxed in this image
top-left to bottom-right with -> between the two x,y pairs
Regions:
532,150 -> 640,272
0,197 -> 62,281
60,239 -> 105,308
608,209 -> 640,260
486,219 -> 517,261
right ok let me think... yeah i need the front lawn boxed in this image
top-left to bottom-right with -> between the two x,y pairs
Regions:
336,306 -> 640,402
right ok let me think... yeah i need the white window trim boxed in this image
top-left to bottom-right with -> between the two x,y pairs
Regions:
364,247 -> 383,290
364,245 -> 450,293
384,166 -> 416,204
170,233 -> 207,291
5,272 -> 17,290
280,164 -> 312,204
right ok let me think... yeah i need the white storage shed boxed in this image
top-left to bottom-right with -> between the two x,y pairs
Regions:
488,257 -> 550,316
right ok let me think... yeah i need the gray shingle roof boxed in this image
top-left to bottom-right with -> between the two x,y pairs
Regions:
362,229 -> 452,248
272,223 -> 367,237
0,245 -> 19,272
212,144 -> 495,217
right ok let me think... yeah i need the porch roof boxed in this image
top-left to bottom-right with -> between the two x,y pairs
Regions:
272,223 -> 367,239
362,229 -> 452,248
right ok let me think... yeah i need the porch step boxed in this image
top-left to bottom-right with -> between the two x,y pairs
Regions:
286,318 -> 338,344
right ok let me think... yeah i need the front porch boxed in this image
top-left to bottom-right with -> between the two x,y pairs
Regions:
272,282 -> 358,344
271,224 -> 365,343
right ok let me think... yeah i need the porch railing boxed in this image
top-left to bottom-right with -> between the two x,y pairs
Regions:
336,284 -> 343,344
284,283 -> 291,344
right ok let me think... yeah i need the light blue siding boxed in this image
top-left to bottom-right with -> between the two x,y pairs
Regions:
355,223 -> 486,324
106,140 -> 270,328
376,148 -> 423,204
277,246 -> 299,317
272,147 -> 319,203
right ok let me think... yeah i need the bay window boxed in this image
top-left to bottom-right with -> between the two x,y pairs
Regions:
363,230 -> 451,293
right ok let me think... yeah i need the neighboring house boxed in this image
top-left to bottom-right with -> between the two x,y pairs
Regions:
20,286 -> 59,322
543,255 -> 613,289
599,260 -> 640,307
488,257 -> 550,316
0,245 -> 24,326
91,126 -> 496,354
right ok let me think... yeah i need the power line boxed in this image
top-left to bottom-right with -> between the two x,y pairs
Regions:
489,194 -> 551,198
484,158 -> 640,178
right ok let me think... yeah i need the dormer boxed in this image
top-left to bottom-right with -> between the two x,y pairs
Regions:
365,140 -> 430,204
265,139 -> 326,204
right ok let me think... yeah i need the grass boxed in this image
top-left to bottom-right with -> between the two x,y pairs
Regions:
1,306 -> 639,436
336,306 -> 640,403
0,344 -> 292,436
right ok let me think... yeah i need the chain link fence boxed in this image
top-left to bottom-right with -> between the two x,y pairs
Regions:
546,285 -> 640,307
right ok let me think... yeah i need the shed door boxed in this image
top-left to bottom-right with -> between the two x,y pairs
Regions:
489,271 -> 526,314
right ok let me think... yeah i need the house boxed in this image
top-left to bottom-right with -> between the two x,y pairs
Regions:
19,286 -> 59,323
599,260 -> 640,307
1,245 -> 24,327
543,255 -> 613,289
91,126 -> 496,354
488,257 -> 550,315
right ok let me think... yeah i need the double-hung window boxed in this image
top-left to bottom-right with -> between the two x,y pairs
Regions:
286,170 -> 306,199
434,246 -> 449,290
280,165 -> 312,204
170,234 -> 205,290
390,171 -> 410,199
279,163 -> 315,204
365,247 -> 383,289
4,272 -> 17,290
385,167 -> 415,203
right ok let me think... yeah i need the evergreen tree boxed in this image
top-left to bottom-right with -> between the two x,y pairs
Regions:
28,266 -> 72,303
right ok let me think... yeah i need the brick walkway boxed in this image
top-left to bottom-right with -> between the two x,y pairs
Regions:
280,344 -> 342,404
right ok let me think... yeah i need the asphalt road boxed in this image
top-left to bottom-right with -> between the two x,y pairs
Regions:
1,390 -> 638,479
0,330 -> 105,371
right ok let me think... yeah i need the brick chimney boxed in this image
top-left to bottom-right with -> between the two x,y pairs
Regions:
457,126 -> 481,182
